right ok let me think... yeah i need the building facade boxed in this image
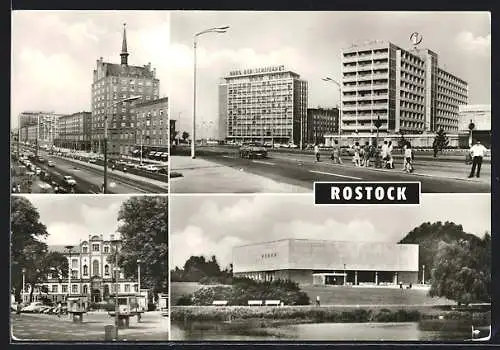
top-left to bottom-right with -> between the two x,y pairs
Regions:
54,112 -> 92,151
306,108 -> 339,144
21,234 -> 144,305
458,104 -> 491,148
91,24 -> 160,157
219,65 -> 308,146
340,41 -> 467,139
233,239 -> 419,285
132,97 -> 169,154
18,111 -> 61,148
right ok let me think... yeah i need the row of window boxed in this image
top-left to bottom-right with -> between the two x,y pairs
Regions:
437,70 -> 467,88
94,77 -> 157,88
401,61 -> 425,76
401,72 -> 425,86
41,283 -> 139,294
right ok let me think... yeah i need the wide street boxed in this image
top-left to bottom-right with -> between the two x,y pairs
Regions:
173,146 -> 491,193
19,149 -> 168,194
11,311 -> 168,341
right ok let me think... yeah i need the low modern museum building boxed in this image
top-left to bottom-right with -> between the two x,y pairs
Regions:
233,239 -> 419,285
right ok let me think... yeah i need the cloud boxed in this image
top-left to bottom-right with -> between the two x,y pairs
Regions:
170,225 -> 248,269
456,31 -> 491,55
43,222 -> 93,246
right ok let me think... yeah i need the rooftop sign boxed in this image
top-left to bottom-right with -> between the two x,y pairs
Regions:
229,65 -> 286,76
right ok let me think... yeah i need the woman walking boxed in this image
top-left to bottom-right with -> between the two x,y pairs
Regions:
404,143 -> 414,173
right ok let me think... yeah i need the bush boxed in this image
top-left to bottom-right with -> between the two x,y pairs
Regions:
176,294 -> 193,306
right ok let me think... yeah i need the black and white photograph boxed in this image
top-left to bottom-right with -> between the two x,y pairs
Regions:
168,11 -> 491,193
169,194 -> 491,341
10,195 -> 169,341
11,11 -> 170,195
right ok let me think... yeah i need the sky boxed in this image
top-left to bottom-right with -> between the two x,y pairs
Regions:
170,194 -> 491,269
11,10 -> 171,129
15,195 -> 132,246
169,11 -> 491,138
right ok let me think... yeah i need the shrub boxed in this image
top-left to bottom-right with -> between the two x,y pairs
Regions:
176,294 -> 193,306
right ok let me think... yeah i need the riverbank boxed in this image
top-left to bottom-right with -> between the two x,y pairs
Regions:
171,305 -> 490,324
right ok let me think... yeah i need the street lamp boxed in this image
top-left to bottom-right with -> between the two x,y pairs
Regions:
22,268 -> 26,303
137,259 -> 141,309
110,238 -> 122,340
422,265 -> 426,285
468,120 -> 475,147
343,263 -> 346,286
65,245 -> 74,298
323,77 -> 343,138
103,95 -> 141,193
192,25 -> 230,159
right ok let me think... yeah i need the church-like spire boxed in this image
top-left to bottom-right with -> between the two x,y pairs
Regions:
120,23 -> 129,66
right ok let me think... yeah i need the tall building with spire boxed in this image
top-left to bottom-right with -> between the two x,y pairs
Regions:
91,24 -> 160,156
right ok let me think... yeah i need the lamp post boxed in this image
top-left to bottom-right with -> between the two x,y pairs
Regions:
110,238 -> 121,340
322,77 -> 343,138
468,120 -> 475,147
192,25 -> 230,159
137,259 -> 141,309
22,268 -> 26,303
343,264 -> 346,286
103,95 -> 141,193
65,245 -> 74,298
422,265 -> 426,285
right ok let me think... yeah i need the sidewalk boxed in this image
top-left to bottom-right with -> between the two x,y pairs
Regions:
54,155 -> 168,191
270,153 -> 491,185
170,156 -> 310,193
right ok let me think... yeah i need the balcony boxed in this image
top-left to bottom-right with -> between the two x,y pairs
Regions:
372,73 -> 389,80
342,95 -> 358,102
343,65 -> 358,73
372,52 -> 389,60
357,104 -> 373,110
342,85 -> 357,92
357,94 -> 374,101
342,105 -> 357,111
372,102 -> 388,109
343,75 -> 357,83
342,55 -> 358,63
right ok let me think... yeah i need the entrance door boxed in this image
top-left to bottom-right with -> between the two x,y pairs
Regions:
91,289 -> 101,303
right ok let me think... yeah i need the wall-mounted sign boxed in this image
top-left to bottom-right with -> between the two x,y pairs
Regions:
229,65 -> 286,76
410,32 -> 423,47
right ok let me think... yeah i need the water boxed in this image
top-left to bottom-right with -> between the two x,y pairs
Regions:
171,320 -> 476,341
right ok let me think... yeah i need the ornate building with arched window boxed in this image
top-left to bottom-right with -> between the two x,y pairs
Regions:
21,234 -> 147,306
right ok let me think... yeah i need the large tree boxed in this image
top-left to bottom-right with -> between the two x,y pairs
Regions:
11,197 -> 49,301
115,196 -> 168,300
429,233 -> 490,305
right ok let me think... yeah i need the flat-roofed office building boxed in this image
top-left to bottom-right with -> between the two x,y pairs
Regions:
219,65 -> 308,146
233,239 -> 419,285
340,41 -> 467,138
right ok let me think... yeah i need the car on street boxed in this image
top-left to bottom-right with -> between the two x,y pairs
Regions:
63,175 -> 77,186
47,160 -> 55,167
144,165 -> 160,172
38,157 -> 45,163
239,143 -> 268,159
21,302 -> 45,313
35,167 -> 41,175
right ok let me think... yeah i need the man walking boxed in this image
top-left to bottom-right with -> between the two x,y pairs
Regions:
331,140 -> 343,164
314,144 -> 320,162
468,140 -> 488,178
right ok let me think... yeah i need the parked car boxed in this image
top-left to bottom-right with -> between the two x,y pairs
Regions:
22,302 -> 45,313
47,160 -> 55,167
144,165 -> 160,172
63,175 -> 77,186
239,143 -> 268,159
35,167 -> 42,175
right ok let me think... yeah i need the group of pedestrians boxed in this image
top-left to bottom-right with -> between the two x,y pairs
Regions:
314,140 -> 414,173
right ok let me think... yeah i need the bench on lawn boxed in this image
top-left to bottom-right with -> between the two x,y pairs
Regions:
247,300 -> 263,306
68,310 -> 87,323
212,300 -> 228,306
265,300 -> 281,306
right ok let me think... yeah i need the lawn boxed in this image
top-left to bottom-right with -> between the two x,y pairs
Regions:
300,285 -> 454,306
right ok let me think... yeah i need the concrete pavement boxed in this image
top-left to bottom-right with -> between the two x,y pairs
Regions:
170,156 -> 310,193
11,311 -> 168,341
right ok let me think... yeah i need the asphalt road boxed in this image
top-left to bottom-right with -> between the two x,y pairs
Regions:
178,147 -> 490,193
33,152 -> 167,194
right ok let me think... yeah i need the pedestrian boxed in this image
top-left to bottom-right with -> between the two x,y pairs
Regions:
331,140 -> 343,164
57,301 -> 62,318
387,141 -> 394,169
17,184 -> 21,193
468,140 -> 487,178
363,141 -> 371,167
316,295 -> 320,307
314,144 -> 320,162
359,143 -> 365,166
12,185 -> 17,193
353,142 -> 361,167
432,140 -> 438,158
381,141 -> 389,168
404,143 -> 413,173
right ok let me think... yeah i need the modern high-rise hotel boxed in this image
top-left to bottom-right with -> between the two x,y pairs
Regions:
340,40 -> 468,137
218,66 -> 308,146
